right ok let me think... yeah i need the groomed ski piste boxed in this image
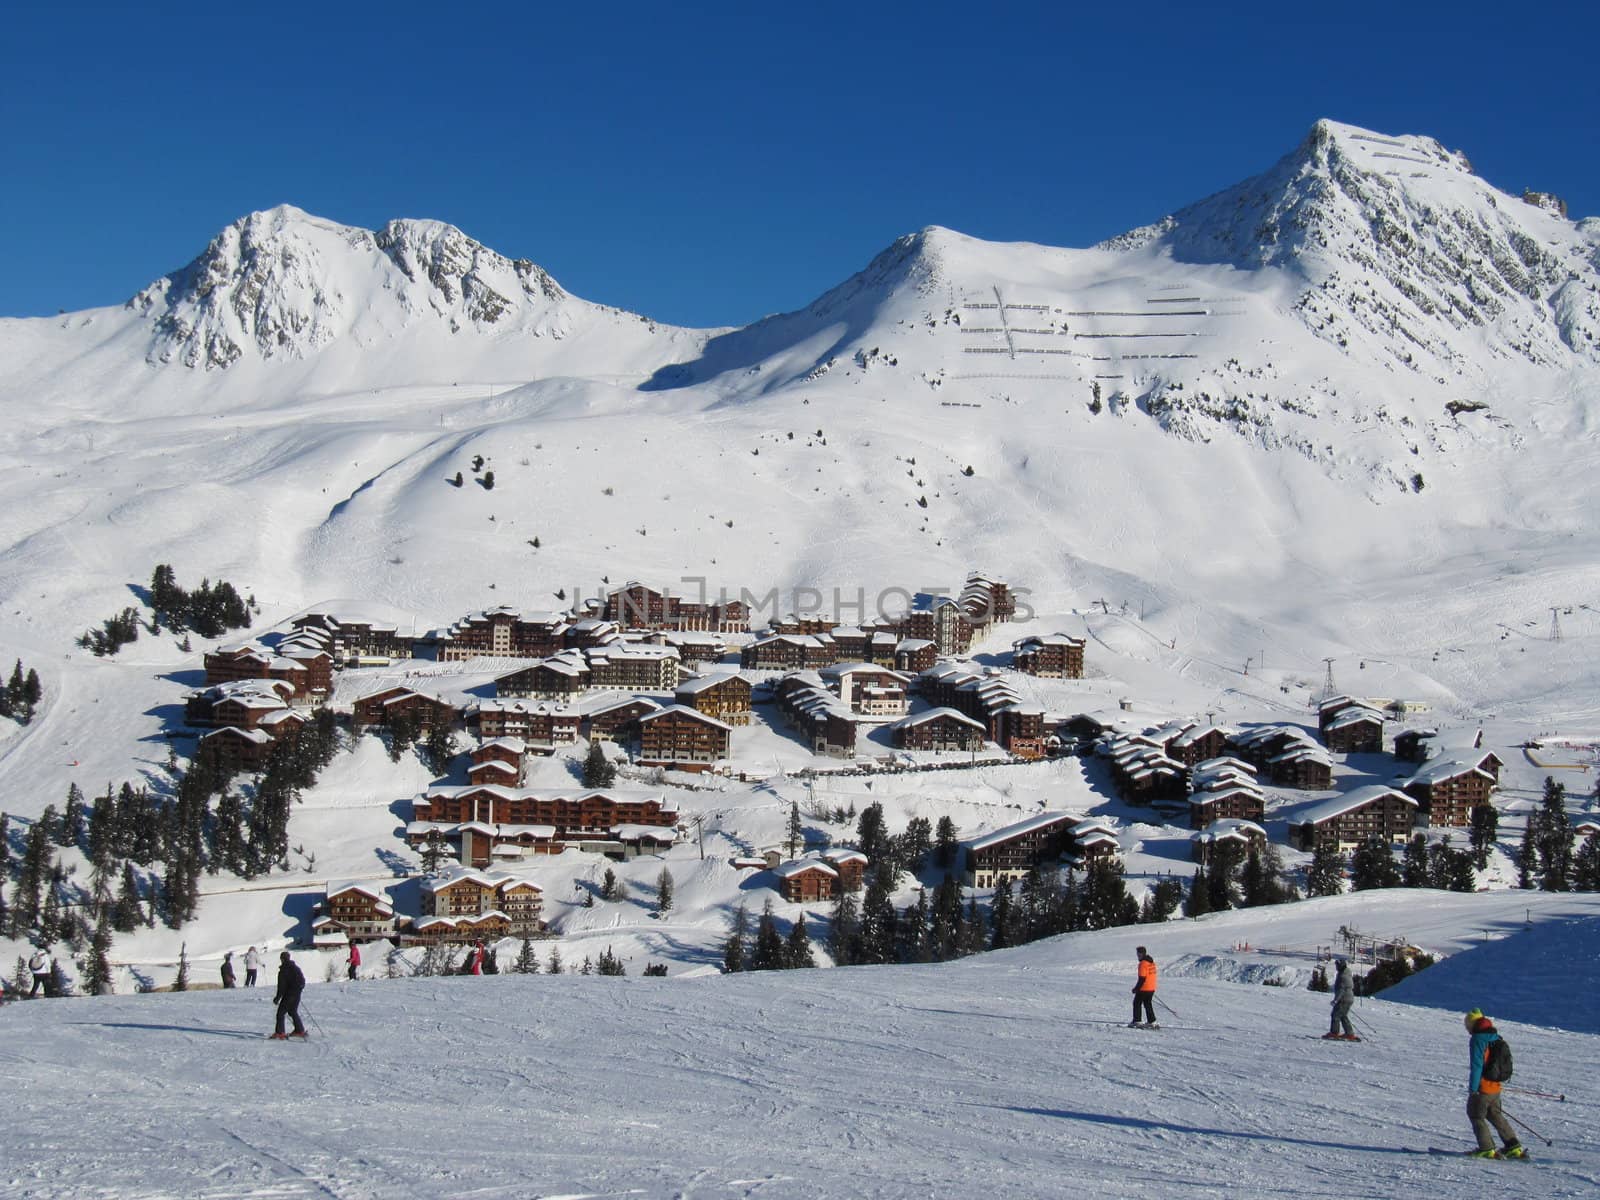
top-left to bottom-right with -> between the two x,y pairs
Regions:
6,891 -> 1599,1199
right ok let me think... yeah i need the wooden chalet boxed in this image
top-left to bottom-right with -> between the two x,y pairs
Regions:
1064,819 -> 1120,867
893,638 -> 938,674
773,859 -> 839,903
819,662 -> 910,716
1317,695 -> 1372,733
901,599 -> 973,657
1188,785 -> 1265,830
586,642 -> 681,691
434,607 -> 567,661
495,653 -> 591,700
293,612 -> 414,663
1269,745 -> 1335,790
203,643 -> 332,702
1012,633 -> 1086,679
603,582 -> 748,633
350,686 -> 456,733
960,572 -> 1017,625
888,707 -> 987,753
1191,819 -> 1268,864
774,674 -> 858,758
1288,786 -> 1417,852
653,630 -> 729,666
964,812 -> 1078,888
185,678 -> 297,728
419,868 -> 544,936
411,911 -> 513,944
1323,705 -> 1386,754
821,848 -> 868,892
473,701 -> 580,751
1168,724 -> 1235,767
637,705 -> 732,770
741,633 -> 839,671
313,882 -> 397,944
674,671 -> 753,725
197,723 -> 294,773
582,695 -> 661,743
1402,759 -> 1497,827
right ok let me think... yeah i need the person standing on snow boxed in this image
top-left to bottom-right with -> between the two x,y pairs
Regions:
243,946 -> 261,987
1129,946 -> 1158,1027
221,951 -> 237,989
1465,1008 -> 1525,1159
28,948 -> 51,998
1323,958 -> 1358,1040
346,942 -> 361,981
470,941 -> 486,976
270,952 -> 307,1040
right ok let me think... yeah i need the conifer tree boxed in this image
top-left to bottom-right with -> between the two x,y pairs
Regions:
750,898 -> 785,970
545,945 -> 563,975
1401,835 -> 1431,888
934,815 -> 959,869
654,867 -> 674,916
989,878 -> 1016,950
1206,840 -> 1242,910
596,946 -> 626,976
600,867 -> 620,902
829,890 -> 859,965
1572,833 -> 1600,892
86,913 -> 114,995
1468,803 -> 1499,869
786,802 -> 803,859
62,784 -> 85,851
113,863 -> 143,933
1536,776 -> 1573,891
858,865 -> 899,963
582,742 -> 617,788
902,888 -> 933,962
722,902 -> 750,972
898,816 -> 933,868
1516,822 -> 1536,889
1079,858 -> 1140,930
1184,863 -> 1212,917
172,944 -> 189,992
1305,842 -> 1345,898
419,829 -> 448,875
514,938 -> 539,974
1140,875 -> 1184,923
1350,836 -> 1401,890
784,912 -> 816,968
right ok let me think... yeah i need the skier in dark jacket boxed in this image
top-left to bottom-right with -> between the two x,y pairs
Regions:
1465,1008 -> 1524,1159
1323,959 -> 1358,1040
270,952 -> 307,1039
221,951 -> 237,989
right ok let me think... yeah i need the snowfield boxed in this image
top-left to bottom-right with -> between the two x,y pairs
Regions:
6,895 -> 1600,1199
3,115 -> 1600,1195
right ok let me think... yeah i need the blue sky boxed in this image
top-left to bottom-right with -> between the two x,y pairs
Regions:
2,2 -> 1595,329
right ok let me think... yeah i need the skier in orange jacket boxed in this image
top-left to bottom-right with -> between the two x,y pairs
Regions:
1130,946 -> 1158,1028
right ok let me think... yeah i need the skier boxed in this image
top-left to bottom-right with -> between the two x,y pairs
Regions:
28,948 -> 51,998
243,946 -> 261,987
1323,958 -> 1358,1040
220,951 -> 237,989
269,952 -> 307,1040
346,941 -> 361,981
1465,1008 -> 1525,1159
1129,945 -> 1158,1028
470,941 -> 486,976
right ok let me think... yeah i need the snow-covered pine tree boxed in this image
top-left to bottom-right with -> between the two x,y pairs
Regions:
654,867 -> 674,916
1305,842 -> 1345,897
1468,802 -> 1499,869
86,914 -> 114,995
545,945 -> 563,974
722,901 -> 750,972
786,802 -> 803,859
514,938 -> 539,974
750,899 -> 785,970
784,913 -> 816,968
829,890 -> 859,965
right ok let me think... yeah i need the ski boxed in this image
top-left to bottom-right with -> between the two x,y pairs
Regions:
1426,1148 -> 1531,1162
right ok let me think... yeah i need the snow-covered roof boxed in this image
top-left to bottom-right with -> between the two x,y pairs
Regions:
773,858 -> 839,879
1405,758 -> 1495,787
889,707 -> 987,732
638,704 -> 733,732
476,737 -> 527,755
1326,705 -> 1385,730
822,848 -> 869,865
674,671 -> 748,695
1291,786 -> 1417,826
1070,818 -> 1113,837
1192,819 -> 1267,843
325,881 -> 388,902
968,811 -> 1077,852
200,726 -> 272,745
612,824 -> 676,841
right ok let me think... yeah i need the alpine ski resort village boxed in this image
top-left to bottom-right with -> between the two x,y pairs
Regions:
4,104 -> 1600,1199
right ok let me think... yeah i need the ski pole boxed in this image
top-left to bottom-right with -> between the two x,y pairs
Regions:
300,1002 -> 326,1038
1503,1108 -> 1553,1147
1156,996 -> 1179,1019
1503,1085 -> 1565,1102
1351,1011 -> 1378,1041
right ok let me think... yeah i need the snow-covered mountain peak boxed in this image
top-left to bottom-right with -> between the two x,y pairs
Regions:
127,207 -> 582,369
1104,118 -> 1600,370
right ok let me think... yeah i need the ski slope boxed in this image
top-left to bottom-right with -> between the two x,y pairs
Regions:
5,896 -> 1599,1199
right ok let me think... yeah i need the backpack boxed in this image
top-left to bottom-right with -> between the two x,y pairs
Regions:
1483,1035 -> 1514,1083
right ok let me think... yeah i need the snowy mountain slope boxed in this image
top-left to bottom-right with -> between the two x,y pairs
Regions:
6,906 -> 1599,1200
